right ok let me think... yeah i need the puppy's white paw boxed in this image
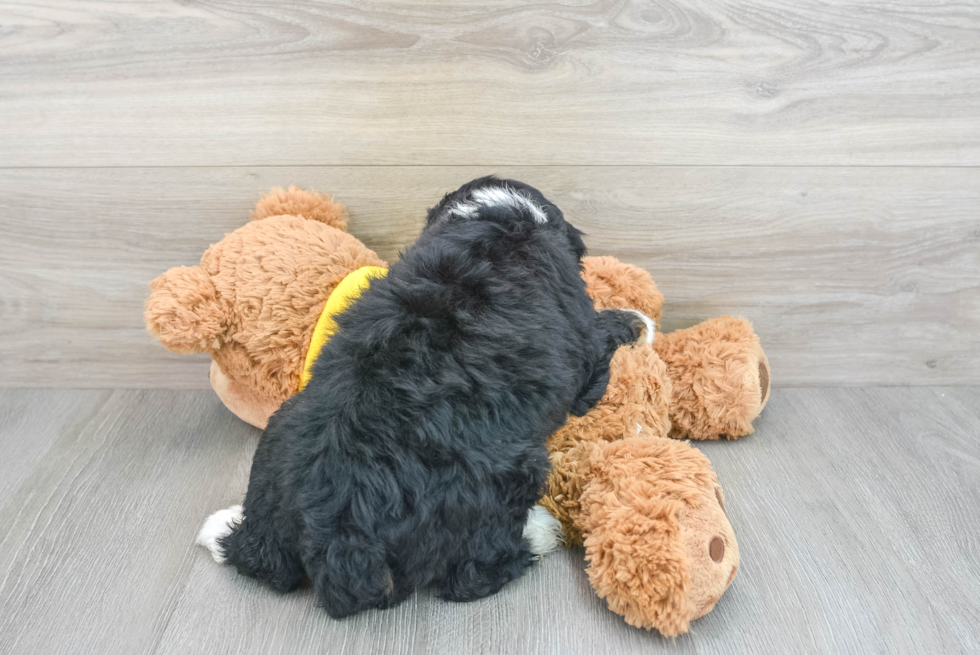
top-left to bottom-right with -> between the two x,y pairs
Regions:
523,504 -> 564,557
618,308 -> 656,345
196,505 -> 243,564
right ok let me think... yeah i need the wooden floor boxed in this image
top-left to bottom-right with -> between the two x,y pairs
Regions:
0,387 -> 977,654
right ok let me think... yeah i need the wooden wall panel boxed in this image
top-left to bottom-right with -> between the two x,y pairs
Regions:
0,0 -> 978,167
1,166 -> 976,387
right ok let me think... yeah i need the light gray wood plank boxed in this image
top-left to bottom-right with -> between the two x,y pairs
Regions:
0,389 -> 110,502
0,389 -> 262,655
155,543 -> 655,655
691,387 -> 980,653
1,388 -> 978,653
1,1 -> 978,166
1,166 -> 977,388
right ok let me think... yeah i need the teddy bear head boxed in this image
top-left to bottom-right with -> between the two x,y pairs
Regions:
145,187 -> 386,426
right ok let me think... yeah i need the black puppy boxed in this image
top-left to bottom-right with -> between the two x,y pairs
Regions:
198,177 -> 651,617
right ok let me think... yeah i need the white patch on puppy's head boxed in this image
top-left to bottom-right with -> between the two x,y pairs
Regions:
450,202 -> 478,219
450,185 -> 549,224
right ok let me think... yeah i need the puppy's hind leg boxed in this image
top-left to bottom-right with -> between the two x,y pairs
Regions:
438,526 -> 535,603
305,537 -> 405,618
198,425 -> 304,592
197,505 -> 244,563
214,507 -> 305,593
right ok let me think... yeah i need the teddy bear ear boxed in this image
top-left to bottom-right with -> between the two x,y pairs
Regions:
250,185 -> 348,232
582,495 -> 694,636
145,266 -> 227,354
580,256 -> 664,326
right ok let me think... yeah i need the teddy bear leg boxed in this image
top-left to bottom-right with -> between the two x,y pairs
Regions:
583,493 -> 694,635
250,186 -> 348,231
577,437 -> 739,635
655,316 -> 770,440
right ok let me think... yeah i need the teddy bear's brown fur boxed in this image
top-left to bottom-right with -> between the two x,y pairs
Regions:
145,187 -> 386,425
582,256 -> 770,441
539,343 -> 742,635
541,257 -> 765,633
146,187 -> 770,636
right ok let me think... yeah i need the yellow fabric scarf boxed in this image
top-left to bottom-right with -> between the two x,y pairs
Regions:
298,265 -> 388,391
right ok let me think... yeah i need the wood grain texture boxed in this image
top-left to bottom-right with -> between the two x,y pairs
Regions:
0,387 -> 977,654
1,166 -> 977,387
1,1 -> 978,166
0,389 -> 261,655
0,389 -> 109,500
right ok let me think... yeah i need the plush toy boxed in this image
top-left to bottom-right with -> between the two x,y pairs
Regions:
145,187 -> 386,427
146,187 -> 770,636
579,257 -> 770,441
539,258 -> 770,634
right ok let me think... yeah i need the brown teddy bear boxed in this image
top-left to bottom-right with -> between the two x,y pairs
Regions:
540,257 -> 770,634
145,186 -> 386,427
146,187 -> 770,636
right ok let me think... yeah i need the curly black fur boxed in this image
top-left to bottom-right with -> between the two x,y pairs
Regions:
218,177 -> 643,617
